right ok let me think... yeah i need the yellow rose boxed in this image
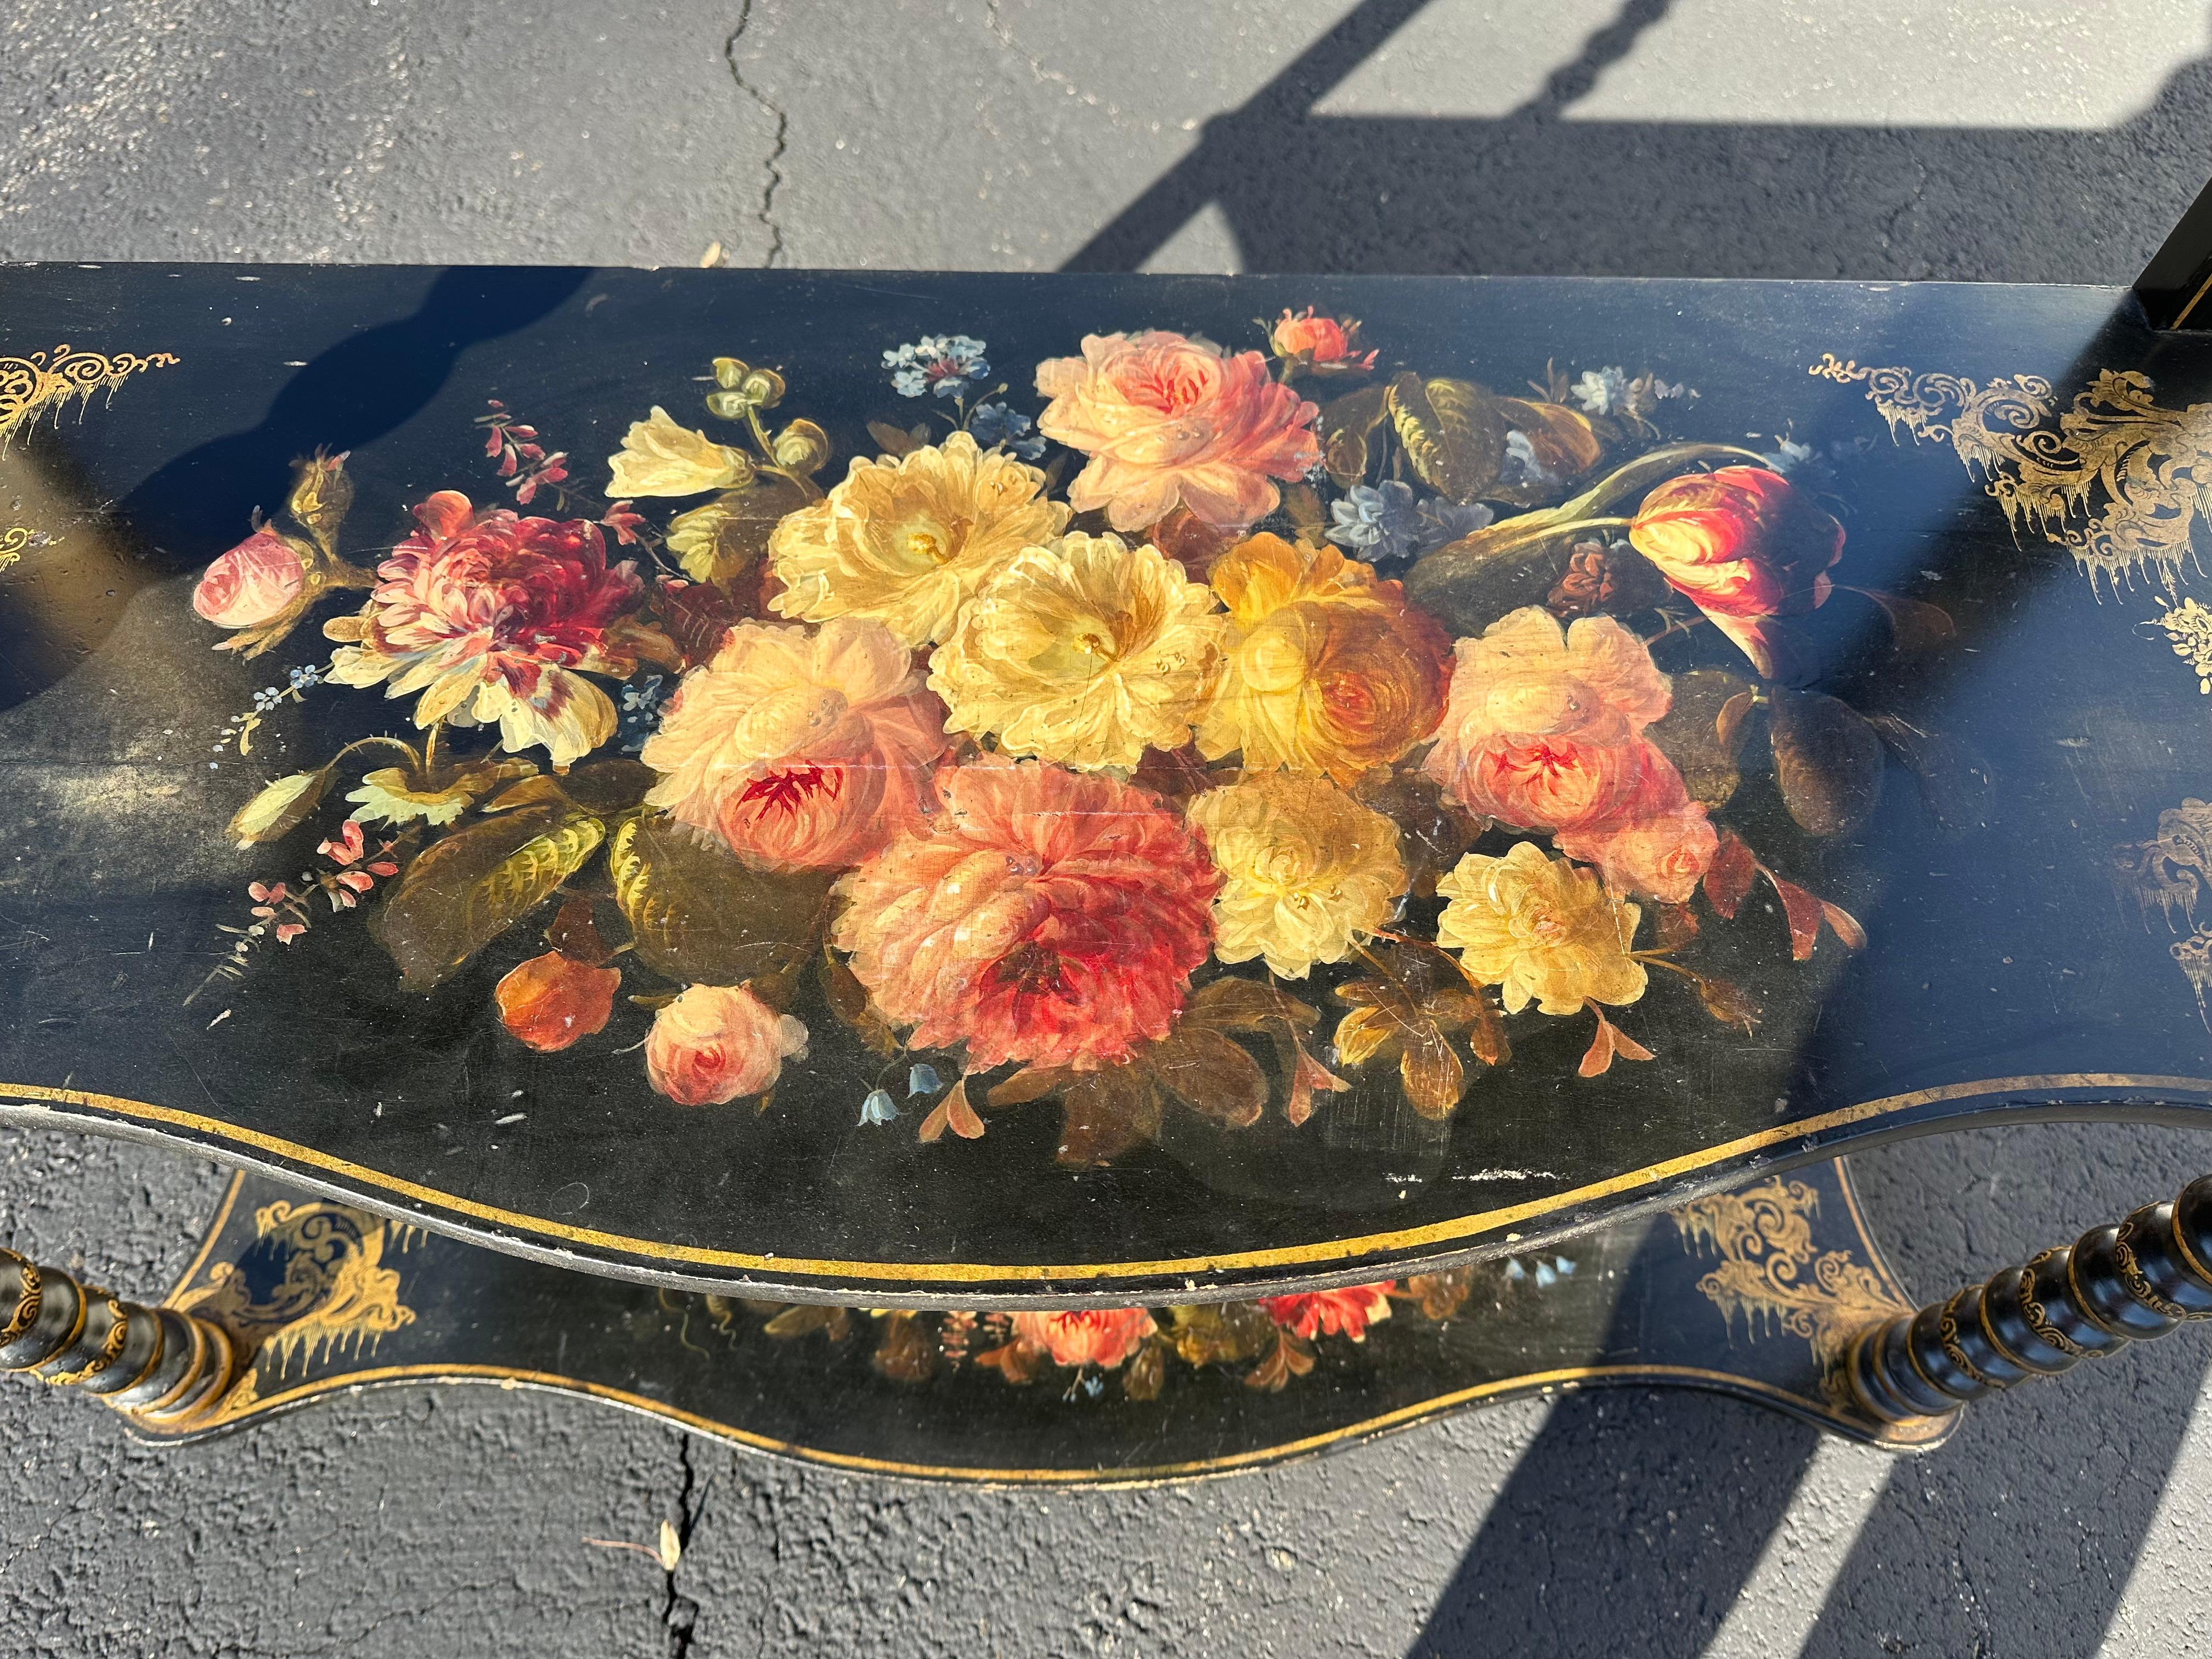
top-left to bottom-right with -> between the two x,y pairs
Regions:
606,407 -> 756,497
1184,774 -> 1404,978
1435,841 -> 1645,1015
769,431 -> 1069,647
1195,534 -> 1451,785
929,532 -> 1223,770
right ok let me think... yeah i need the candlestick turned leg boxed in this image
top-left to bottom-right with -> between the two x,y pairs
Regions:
1,1247 -> 238,1426
1847,1173 -> 2212,1423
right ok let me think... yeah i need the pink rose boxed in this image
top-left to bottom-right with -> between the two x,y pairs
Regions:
1008,1308 -> 1158,1370
1034,331 -> 1321,532
193,526 -> 307,629
641,618 -> 947,872
644,984 -> 808,1106
1556,748 -> 1718,904
1424,607 -> 1671,833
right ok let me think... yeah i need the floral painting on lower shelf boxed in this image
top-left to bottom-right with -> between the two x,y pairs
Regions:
192,312 -> 1957,1166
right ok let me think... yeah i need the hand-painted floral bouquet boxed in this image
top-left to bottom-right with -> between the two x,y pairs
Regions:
195,311 -> 1939,1175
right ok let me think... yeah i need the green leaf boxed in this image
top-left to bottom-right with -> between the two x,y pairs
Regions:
370,806 -> 605,990
227,766 -> 334,847
608,815 -> 831,990
1388,374 -> 1504,504
1769,689 -> 1885,837
1319,383 -> 1390,488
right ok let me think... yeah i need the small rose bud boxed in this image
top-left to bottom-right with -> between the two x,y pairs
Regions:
495,950 -> 621,1053
771,418 -> 828,472
645,983 -> 808,1105
739,367 -> 786,408
194,526 -> 308,629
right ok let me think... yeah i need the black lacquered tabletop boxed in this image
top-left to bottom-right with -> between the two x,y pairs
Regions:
2,266 -> 2208,1302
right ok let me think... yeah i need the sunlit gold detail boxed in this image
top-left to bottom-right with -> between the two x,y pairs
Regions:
178,1197 -> 419,1421
1,1250 -> 40,1344
41,1290 -> 128,1385
1812,352 -> 2212,597
0,343 -> 179,448
2157,597 -> 2212,693
1936,1292 -> 1989,1386
1672,1176 -> 1911,1406
2016,1252 -> 2090,1358
0,524 -> 29,571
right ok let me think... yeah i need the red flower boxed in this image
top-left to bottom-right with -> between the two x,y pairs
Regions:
832,757 -> 1219,1071
1009,1308 -> 1157,1369
495,950 -> 620,1053
1628,467 -> 1844,681
324,490 -> 646,766
1555,749 -> 1718,904
1259,1282 -> 1396,1341
194,524 -> 307,631
1270,308 -> 1377,373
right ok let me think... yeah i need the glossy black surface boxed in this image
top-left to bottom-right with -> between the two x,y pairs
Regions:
2,268 -> 2210,1301
136,1158 -> 1944,1477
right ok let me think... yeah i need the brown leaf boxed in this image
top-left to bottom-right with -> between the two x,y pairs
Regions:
866,419 -> 926,458
656,578 -> 748,665
544,897 -> 615,965
941,1076 -> 985,1139
1703,832 -> 1757,919
1487,394 -> 1605,506
1695,974 -> 1762,1030
974,1339 -> 1046,1385
1184,976 -> 1318,1036
1244,1330 -> 1316,1392
1645,668 -> 1756,809
1399,1032 -> 1467,1119
819,951 -> 899,1055
1863,713 -> 1993,840
764,1305 -> 850,1342
986,1065 -> 1076,1108
556,760 -> 659,815
1402,1268 -> 1474,1321
1056,1063 -> 1162,1166
1150,507 -> 1234,579
1769,689 -> 1885,837
1319,382 -> 1390,488
482,774 -> 573,815
1654,902 -> 1701,951
871,1311 -> 936,1383
1763,868 -> 1827,962
1146,1026 -> 1267,1128
370,807 -> 605,991
1847,585 -> 1956,653
1130,743 -> 1217,806
1280,482 -> 1329,542
1284,1045 -> 1350,1127
1124,1339 -> 1169,1401
608,814 -> 832,991
1821,900 -> 1868,951
285,449 -> 354,557
1353,770 -> 1481,899
1167,1303 -> 1277,1367
1331,1002 -> 1397,1068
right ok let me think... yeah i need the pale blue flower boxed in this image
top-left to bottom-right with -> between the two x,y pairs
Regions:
907,1063 -> 943,1097
1329,482 -> 1494,564
859,1088 -> 899,1127
884,335 -> 990,399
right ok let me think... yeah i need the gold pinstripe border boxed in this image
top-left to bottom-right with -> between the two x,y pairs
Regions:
9,1071 -> 2211,1288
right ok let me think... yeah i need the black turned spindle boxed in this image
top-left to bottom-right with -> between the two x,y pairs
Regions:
0,1248 -> 238,1425
1846,1176 -> 2212,1423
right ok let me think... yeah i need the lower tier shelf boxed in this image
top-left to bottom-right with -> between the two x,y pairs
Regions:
129,1156 -> 1948,1481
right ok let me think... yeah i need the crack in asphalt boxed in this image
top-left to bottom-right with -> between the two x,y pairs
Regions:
984,0 -> 1178,137
662,1431 -> 712,1658
724,0 -> 788,267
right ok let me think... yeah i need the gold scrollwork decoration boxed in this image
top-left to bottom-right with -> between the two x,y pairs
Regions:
178,1199 -> 418,1419
1671,1176 -> 1909,1405
0,342 -> 180,449
1811,352 -> 2212,599
0,524 -> 30,572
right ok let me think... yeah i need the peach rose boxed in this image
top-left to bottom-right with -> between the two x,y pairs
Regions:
1009,1308 -> 1158,1370
1423,606 -> 1671,833
1555,749 -> 1718,904
194,525 -> 308,630
1258,1283 -> 1395,1341
494,950 -> 620,1053
640,617 -> 948,871
1628,466 -> 1844,681
832,757 -> 1218,1071
1269,308 -> 1376,373
1034,330 -> 1321,532
644,984 -> 808,1105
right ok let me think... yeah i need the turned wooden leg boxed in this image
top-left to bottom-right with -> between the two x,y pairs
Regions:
0,1247 -> 238,1425
1847,1175 -> 2212,1423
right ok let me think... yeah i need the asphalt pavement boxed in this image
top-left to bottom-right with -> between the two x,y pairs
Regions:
5,2 -> 2212,1653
